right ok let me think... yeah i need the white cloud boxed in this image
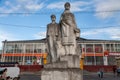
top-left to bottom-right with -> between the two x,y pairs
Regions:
94,0 -> 120,19
0,0 -> 44,15
34,32 -> 46,39
47,1 -> 91,12
0,30 -> 16,49
47,2 -> 64,10
81,27 -> 120,40
25,3 -> 44,11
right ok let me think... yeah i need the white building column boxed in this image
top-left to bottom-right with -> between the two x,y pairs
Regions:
93,44 -> 96,65
1,41 -> 6,62
103,56 -> 108,65
102,43 -> 108,65
22,44 -> 25,65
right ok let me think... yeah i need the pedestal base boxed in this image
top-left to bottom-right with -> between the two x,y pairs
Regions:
41,55 -> 83,80
41,68 -> 83,80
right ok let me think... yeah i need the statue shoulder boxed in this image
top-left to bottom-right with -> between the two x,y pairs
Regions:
47,23 -> 52,27
55,23 -> 59,25
62,12 -> 74,17
69,12 -> 74,17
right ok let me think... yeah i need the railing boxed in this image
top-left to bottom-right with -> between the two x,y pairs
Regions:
84,65 -> 116,72
18,65 -> 43,72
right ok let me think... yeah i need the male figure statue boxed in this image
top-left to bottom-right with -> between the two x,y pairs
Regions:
46,14 -> 59,62
60,2 -> 80,55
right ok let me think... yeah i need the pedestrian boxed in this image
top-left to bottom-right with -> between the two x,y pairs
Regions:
98,68 -> 104,78
117,67 -> 120,76
100,69 -> 104,78
97,71 -> 101,78
112,66 -> 116,76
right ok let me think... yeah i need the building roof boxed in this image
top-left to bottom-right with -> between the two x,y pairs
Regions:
77,38 -> 120,43
2,37 -> 120,44
2,38 -> 46,43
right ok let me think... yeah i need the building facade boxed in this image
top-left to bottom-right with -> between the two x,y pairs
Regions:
1,39 -> 47,65
1,38 -> 120,65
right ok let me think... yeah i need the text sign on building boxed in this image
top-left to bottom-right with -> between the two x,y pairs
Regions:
109,52 -> 120,56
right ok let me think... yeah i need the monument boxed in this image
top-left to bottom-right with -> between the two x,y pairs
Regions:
41,2 -> 82,80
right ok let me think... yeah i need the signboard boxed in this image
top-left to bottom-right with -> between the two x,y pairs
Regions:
104,50 -> 109,56
109,52 -> 120,56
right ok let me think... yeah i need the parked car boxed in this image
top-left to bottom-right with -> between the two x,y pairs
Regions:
0,67 -> 20,79
117,68 -> 120,76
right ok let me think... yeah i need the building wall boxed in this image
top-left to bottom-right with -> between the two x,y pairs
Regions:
1,42 -> 47,65
79,42 -> 120,65
1,40 -> 120,65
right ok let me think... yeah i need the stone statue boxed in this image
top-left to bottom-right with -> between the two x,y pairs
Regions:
42,3 -> 82,80
60,2 -> 80,55
46,14 -> 59,62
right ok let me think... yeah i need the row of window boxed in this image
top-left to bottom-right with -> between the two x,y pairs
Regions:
5,49 -> 47,53
5,43 -> 46,53
4,56 -> 115,65
4,43 -> 120,53
82,44 -> 120,53
84,56 -> 116,65
4,56 -> 44,65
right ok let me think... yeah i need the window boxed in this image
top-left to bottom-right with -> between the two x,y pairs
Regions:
86,44 -> 93,52
96,56 -> 103,65
95,44 -> 103,53
85,56 -> 94,65
25,44 -> 33,53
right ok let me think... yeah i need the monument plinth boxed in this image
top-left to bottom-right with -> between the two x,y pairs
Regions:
41,68 -> 82,80
41,55 -> 83,80
41,2 -> 83,80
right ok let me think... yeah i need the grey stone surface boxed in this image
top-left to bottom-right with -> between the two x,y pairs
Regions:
44,55 -> 80,68
42,2 -> 82,80
46,14 -> 59,62
60,55 -> 80,68
59,2 -> 80,55
41,68 -> 83,80
44,61 -> 68,68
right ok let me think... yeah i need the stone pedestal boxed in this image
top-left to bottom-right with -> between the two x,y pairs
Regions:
41,68 -> 82,80
41,55 -> 83,80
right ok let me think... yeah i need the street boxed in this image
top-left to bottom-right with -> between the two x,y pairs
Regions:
83,73 -> 120,80
19,72 -> 120,80
19,73 -> 40,80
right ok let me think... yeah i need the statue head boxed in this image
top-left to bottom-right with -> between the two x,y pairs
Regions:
64,2 -> 70,10
51,14 -> 56,22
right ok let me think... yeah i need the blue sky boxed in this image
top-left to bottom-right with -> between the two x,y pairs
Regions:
0,0 -> 120,49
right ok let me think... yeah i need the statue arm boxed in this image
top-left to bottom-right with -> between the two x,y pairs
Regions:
72,14 -> 80,33
73,14 -> 77,28
46,25 -> 50,37
59,14 -> 68,37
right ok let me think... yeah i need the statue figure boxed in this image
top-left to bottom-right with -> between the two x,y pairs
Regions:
46,14 -> 59,62
41,3 -> 82,80
60,2 -> 80,55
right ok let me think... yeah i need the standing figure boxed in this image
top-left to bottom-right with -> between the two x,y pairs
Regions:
46,14 -> 59,62
98,68 -> 104,78
112,66 -> 117,76
60,2 -> 80,55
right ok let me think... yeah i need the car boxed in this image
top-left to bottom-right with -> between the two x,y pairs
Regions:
0,67 -> 20,79
117,68 -> 120,76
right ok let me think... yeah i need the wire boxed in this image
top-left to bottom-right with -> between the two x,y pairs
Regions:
80,25 -> 120,29
0,9 -> 120,15
0,22 -> 120,29
0,22 -> 45,28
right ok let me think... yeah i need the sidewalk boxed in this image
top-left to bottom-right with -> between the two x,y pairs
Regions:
83,70 -> 113,75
